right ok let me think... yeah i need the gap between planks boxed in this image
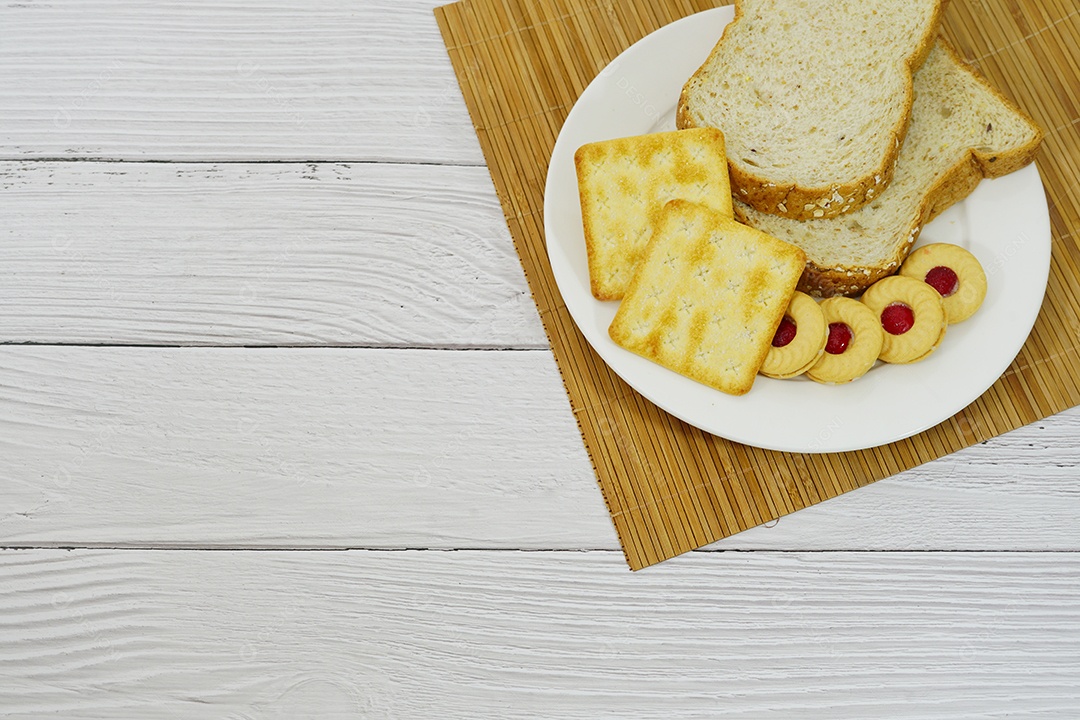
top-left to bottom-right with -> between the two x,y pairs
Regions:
0,546 -> 1075,554
0,345 -> 552,354
0,157 -> 488,168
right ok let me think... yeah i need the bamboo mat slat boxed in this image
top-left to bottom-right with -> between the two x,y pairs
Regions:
435,0 -> 1080,570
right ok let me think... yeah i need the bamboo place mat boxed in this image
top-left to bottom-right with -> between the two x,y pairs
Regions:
435,0 -> 1080,570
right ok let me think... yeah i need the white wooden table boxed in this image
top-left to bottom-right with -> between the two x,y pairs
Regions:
2,2 -> 1079,717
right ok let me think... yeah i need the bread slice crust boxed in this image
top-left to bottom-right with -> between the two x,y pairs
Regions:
734,38 -> 1044,298
677,0 -> 946,221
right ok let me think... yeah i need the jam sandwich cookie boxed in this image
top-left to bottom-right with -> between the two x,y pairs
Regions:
861,276 -> 947,364
899,243 -> 987,324
806,298 -> 884,385
761,292 -> 828,379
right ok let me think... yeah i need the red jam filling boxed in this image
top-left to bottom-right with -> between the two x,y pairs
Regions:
825,323 -> 853,355
925,265 -> 960,297
772,317 -> 797,348
881,302 -> 915,336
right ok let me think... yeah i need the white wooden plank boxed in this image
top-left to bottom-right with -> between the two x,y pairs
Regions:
0,161 -> 545,347
0,0 -> 483,164
1,549 -> 1078,718
1,346 -> 1079,552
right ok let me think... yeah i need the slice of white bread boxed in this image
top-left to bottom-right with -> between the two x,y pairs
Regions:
575,128 -> 733,301
609,200 -> 805,396
735,38 -> 1043,297
677,0 -> 945,220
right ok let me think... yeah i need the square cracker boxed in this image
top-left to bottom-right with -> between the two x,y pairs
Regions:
609,200 -> 806,396
575,128 -> 733,301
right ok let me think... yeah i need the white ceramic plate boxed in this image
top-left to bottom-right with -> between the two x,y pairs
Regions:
543,7 -> 1051,453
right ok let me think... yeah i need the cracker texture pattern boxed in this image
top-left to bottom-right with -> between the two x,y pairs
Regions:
608,200 -> 805,396
576,128 -> 733,300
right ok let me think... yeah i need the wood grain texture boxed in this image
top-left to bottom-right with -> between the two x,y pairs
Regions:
1,549 -> 1079,719
2,346 -> 1080,552
0,161 -> 544,347
436,0 -> 1080,568
0,0 -> 483,164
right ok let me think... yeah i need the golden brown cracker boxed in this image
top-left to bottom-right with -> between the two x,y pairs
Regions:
608,201 -> 805,396
575,128 -> 733,301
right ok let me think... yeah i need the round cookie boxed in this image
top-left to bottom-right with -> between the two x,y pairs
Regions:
806,297 -> 884,385
861,276 -> 947,364
899,243 -> 987,324
761,292 -> 828,379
